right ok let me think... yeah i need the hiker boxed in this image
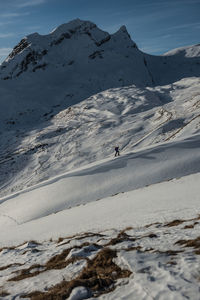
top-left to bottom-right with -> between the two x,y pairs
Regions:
115,146 -> 120,157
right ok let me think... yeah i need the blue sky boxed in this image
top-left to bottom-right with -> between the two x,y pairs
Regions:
0,0 -> 200,63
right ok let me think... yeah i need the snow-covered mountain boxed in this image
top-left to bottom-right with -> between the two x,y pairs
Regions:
0,19 -> 200,197
0,19 -> 152,125
0,76 -> 200,197
0,19 -> 199,125
0,19 -> 200,300
145,43 -> 200,85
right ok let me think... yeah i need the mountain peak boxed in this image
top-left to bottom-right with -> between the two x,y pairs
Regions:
118,25 -> 130,35
113,25 -> 137,48
50,18 -> 97,36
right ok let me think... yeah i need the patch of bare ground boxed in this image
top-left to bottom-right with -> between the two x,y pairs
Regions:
183,222 -> 199,229
124,245 -> 142,252
9,243 -> 101,281
8,264 -> 44,281
21,247 -> 132,299
23,240 -> 41,246
145,222 -> 162,228
0,263 -> 23,271
144,215 -> 200,230
164,215 -> 200,228
106,228 -> 136,246
57,232 -> 105,247
164,219 -> 185,227
175,236 -> 200,254
0,289 -> 10,296
0,240 -> 41,254
154,249 -> 183,256
142,233 -> 158,239
0,246 -> 16,253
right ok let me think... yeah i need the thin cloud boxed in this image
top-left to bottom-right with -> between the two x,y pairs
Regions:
138,0 -> 200,7
160,34 -> 173,39
167,22 -> 200,31
0,47 -> 12,55
0,21 -> 13,26
0,12 -> 30,18
17,0 -> 47,7
0,33 -> 14,38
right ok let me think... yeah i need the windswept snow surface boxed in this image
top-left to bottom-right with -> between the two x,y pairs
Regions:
1,77 -> 200,197
0,167 -> 200,299
0,132 -> 200,242
0,19 -> 199,198
0,19 -> 200,299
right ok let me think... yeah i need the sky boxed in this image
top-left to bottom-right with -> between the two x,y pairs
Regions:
0,0 -> 200,63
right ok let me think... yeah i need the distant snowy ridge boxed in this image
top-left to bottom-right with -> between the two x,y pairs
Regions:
163,43 -> 200,57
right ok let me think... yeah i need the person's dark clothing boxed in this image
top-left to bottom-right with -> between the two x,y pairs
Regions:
115,146 -> 120,157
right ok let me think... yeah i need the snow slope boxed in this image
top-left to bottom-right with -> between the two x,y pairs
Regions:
0,155 -> 200,299
0,77 -> 200,197
0,132 -> 200,232
0,18 -> 200,300
144,43 -> 200,85
0,19 -> 199,197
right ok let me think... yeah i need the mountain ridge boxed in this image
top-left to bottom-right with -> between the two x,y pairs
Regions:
0,19 -> 199,126
0,19 -> 199,197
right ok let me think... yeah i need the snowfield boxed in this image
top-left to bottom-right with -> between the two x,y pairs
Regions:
0,135 -> 200,299
0,19 -> 200,299
0,133 -> 200,230
0,77 -> 200,198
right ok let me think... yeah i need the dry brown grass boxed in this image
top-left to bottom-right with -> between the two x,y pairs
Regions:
164,215 -> 200,228
154,249 -> 183,256
57,232 -> 104,243
124,245 -> 142,252
183,222 -> 199,229
183,224 -> 195,229
145,222 -> 161,228
0,240 -> 41,254
9,243 -> 101,282
0,289 -> 10,296
146,233 -> 158,239
57,232 -> 105,247
21,247 -> 132,299
0,246 -> 16,253
9,264 -> 43,281
145,214 -> 200,229
106,229 -> 136,246
175,236 -> 200,254
164,219 -> 185,227
56,237 -> 65,244
0,263 -> 23,271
